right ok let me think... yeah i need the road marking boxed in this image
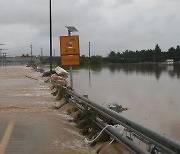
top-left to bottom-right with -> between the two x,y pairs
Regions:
0,119 -> 15,154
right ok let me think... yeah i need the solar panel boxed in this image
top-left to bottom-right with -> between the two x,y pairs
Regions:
65,26 -> 78,32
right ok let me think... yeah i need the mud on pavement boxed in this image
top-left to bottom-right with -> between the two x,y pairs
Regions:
0,66 -> 93,154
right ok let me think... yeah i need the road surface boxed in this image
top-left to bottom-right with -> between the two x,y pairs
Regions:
0,66 -> 92,154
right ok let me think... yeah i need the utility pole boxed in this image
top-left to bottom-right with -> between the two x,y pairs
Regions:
41,47 -> 43,57
0,44 -> 5,66
4,53 -> 6,66
0,49 -> 2,66
89,41 -> 91,64
2,53 -> 4,66
30,44 -> 32,63
2,53 -> 6,66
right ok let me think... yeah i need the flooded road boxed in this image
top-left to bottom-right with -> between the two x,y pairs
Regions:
0,66 -> 92,154
1,64 -> 179,153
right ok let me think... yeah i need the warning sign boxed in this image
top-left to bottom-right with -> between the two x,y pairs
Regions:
60,36 -> 80,55
60,35 -> 80,66
61,55 -> 80,66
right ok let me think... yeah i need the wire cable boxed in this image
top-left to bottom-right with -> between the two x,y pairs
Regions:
85,125 -> 114,144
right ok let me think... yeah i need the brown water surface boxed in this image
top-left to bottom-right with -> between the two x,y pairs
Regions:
72,63 -> 180,141
0,66 -> 93,154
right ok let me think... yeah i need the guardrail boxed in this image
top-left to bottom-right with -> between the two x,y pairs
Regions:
52,83 -> 180,154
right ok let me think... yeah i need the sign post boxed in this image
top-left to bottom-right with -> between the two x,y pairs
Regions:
60,28 -> 80,88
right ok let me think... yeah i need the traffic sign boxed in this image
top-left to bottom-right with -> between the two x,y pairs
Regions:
61,55 -> 80,66
60,36 -> 80,55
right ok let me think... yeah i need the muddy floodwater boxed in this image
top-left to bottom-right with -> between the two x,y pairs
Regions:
0,66 -> 129,154
1,64 -> 180,153
0,66 -> 94,154
72,63 -> 180,141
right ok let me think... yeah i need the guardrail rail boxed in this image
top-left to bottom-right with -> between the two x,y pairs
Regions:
51,82 -> 180,154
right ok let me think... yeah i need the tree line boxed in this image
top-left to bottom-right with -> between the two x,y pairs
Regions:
41,44 -> 180,66
81,44 -> 180,65
106,44 -> 180,63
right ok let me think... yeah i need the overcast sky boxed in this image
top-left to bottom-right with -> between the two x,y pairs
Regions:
0,0 -> 180,57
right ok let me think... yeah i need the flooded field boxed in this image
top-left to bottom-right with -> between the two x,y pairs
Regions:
72,63 -> 180,141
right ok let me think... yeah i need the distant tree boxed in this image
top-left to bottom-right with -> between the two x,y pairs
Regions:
167,47 -> 176,60
104,44 -> 180,63
123,50 -> 138,63
176,45 -> 180,61
108,51 -> 116,57
117,52 -> 121,58
108,51 -> 118,63
155,44 -> 161,53
176,45 -> 180,51
80,55 -> 89,65
168,47 -> 176,52
90,55 -> 103,65
154,44 -> 162,62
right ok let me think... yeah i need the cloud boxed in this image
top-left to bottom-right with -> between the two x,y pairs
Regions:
0,0 -> 180,56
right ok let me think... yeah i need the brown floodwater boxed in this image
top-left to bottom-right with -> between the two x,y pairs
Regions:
71,63 -> 180,141
0,66 -> 93,154
0,66 -> 129,154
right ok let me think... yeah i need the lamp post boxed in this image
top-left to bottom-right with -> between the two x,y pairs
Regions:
49,0 -> 53,72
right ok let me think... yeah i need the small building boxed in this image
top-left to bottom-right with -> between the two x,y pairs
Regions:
166,59 -> 174,65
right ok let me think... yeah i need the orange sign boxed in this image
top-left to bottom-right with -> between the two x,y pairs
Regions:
61,55 -> 80,66
60,36 -> 80,55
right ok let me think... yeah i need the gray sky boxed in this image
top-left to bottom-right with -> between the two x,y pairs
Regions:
0,0 -> 180,57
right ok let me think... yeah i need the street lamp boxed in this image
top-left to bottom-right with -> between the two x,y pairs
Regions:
49,0 -> 53,72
